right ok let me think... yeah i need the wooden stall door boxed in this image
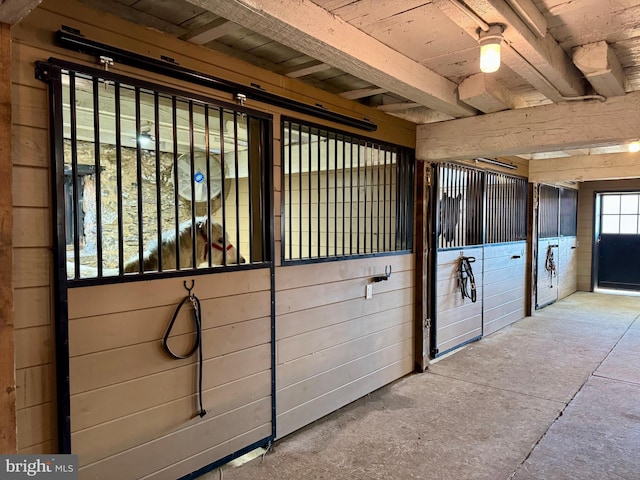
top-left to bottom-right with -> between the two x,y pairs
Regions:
67,270 -> 273,479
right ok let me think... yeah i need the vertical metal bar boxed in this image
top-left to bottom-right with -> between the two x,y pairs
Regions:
154,92 -> 163,271
403,151 -> 410,249
204,105 -> 212,267
317,129 -> 321,257
134,87 -> 144,272
376,146 -> 381,252
356,142 -> 361,254
92,77 -> 103,277
233,112 -> 241,264
69,72 -> 80,279
382,148 -> 388,251
344,139 -> 348,256
333,134 -> 338,257
288,121 -> 293,260
326,131 -> 330,257
298,123 -> 302,259
219,110 -> 227,266
246,114 -> 253,263
172,97 -> 181,269
307,128 -> 312,258
363,144 -> 368,253
115,83 -> 124,274
349,139 -> 354,255
48,65 -> 71,453
188,101 -> 197,269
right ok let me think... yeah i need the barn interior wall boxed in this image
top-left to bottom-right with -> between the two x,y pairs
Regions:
10,0 -> 416,465
577,179 -> 640,291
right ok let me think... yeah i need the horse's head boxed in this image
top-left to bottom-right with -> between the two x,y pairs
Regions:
440,191 -> 462,243
196,218 -> 246,266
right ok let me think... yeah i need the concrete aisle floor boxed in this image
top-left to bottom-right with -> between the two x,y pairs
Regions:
202,292 -> 640,480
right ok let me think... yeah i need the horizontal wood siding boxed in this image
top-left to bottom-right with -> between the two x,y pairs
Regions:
536,238 -> 559,308
483,242 -> 527,336
435,246 -> 483,354
275,254 -> 415,438
68,270 -> 272,479
11,0 -> 416,465
558,236 -> 578,300
577,179 -> 640,291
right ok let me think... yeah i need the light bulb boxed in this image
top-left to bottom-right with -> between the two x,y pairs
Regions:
480,43 -> 501,73
628,141 -> 640,153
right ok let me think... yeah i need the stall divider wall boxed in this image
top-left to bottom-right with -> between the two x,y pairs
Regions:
11,0 -> 417,474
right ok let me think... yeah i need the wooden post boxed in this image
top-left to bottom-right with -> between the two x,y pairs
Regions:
0,21 -> 16,454
414,160 -> 430,371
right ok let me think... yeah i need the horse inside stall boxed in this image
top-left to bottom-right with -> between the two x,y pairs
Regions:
440,191 -> 462,244
124,217 -> 245,273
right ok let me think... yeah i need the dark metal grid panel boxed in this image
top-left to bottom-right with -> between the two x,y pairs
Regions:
281,118 -> 414,262
539,184 -> 560,238
560,188 -> 578,236
56,66 -> 270,284
485,172 -> 528,243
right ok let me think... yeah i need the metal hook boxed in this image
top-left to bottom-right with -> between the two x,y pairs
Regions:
183,279 -> 195,295
385,265 -> 392,279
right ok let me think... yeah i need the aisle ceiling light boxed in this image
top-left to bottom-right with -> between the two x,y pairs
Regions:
628,141 -> 640,153
479,25 -> 505,73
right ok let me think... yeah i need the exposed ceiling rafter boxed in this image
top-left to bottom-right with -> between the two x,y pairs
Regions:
183,0 -> 477,118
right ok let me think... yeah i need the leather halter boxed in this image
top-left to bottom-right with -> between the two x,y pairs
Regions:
200,230 -> 233,261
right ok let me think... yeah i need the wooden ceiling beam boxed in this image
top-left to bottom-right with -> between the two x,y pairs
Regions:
573,41 -> 627,97
458,73 -> 527,113
416,90 -> 640,161
339,87 -> 388,100
0,0 -> 42,24
284,62 -> 332,78
377,102 -> 423,112
181,18 -> 238,44
435,0 -> 585,99
529,152 -> 640,183
184,0 -> 477,118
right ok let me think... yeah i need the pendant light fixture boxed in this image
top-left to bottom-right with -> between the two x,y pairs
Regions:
479,25 -> 505,73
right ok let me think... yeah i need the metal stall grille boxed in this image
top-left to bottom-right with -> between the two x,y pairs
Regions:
43,60 -> 272,284
560,187 -> 578,236
282,118 -> 414,262
485,172 -> 528,244
538,184 -> 560,238
436,163 -> 484,249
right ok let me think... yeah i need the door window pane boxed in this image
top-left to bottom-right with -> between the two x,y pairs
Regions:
620,194 -> 639,214
602,195 -> 620,214
620,215 -> 638,234
601,215 -> 619,234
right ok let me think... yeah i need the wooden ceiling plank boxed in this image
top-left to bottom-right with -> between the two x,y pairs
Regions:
458,73 -> 527,112
184,0 -> 477,117
182,18 -> 238,44
285,62 -> 333,78
416,90 -> 640,161
573,41 -> 627,97
0,0 -> 42,24
377,102 -> 423,112
340,87 -> 388,100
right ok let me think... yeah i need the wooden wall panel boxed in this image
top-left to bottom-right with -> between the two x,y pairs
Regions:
558,236 -> 578,300
435,246 -> 483,355
275,254 -> 414,438
483,242 -> 527,336
577,179 -> 640,291
69,269 -> 272,478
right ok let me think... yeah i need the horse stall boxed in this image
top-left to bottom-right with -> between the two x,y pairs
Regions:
535,184 -> 578,309
11,0 -> 416,477
432,162 -> 528,357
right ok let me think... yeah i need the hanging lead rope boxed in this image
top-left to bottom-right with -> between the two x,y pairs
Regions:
458,256 -> 477,303
163,280 -> 207,418
545,245 -> 557,287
